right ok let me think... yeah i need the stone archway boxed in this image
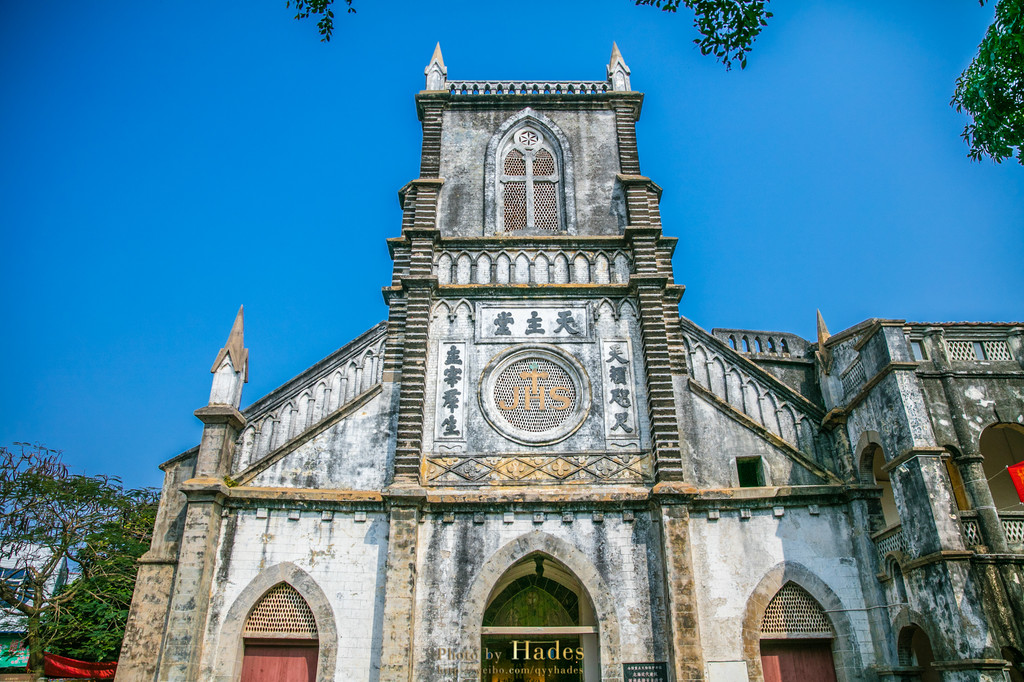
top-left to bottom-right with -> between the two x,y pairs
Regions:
742,562 -> 862,682
458,531 -> 623,682
979,423 -> 1024,514
213,562 -> 338,682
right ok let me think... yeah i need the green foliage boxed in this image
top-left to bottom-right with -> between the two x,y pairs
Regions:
37,490 -> 158,662
0,443 -> 156,673
287,0 -> 354,42
952,0 -> 1024,164
635,0 -> 773,70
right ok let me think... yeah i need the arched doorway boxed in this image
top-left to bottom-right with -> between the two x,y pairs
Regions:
980,424 -> 1024,513
481,554 -> 598,682
240,583 -> 319,682
758,582 -> 838,682
897,624 -> 939,682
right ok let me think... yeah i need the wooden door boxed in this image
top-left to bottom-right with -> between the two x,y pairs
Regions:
760,640 -> 837,682
240,643 -> 318,682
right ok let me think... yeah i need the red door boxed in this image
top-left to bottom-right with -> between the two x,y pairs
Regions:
760,640 -> 838,682
240,643 -> 318,682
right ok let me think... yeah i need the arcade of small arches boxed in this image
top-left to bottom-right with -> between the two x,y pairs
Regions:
858,422 -> 1024,549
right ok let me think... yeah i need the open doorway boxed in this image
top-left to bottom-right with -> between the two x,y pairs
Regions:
480,554 -> 599,682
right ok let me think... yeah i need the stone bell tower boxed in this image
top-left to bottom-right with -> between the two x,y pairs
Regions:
383,42 -> 687,486
377,44 -> 701,682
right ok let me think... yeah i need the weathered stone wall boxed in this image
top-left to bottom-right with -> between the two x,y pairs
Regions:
689,507 -> 874,680
676,387 -> 824,487
437,107 -> 622,237
411,513 -> 666,681
422,300 -> 651,459
199,509 -> 390,681
246,384 -> 398,490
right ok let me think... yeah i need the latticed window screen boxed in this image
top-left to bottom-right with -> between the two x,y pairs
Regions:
494,358 -> 577,432
243,583 -> 318,638
983,340 -> 1013,361
504,149 -> 526,175
761,583 -> 833,637
946,340 -> 977,361
503,182 -> 527,231
500,130 -> 560,232
534,183 -> 558,230
533,149 -> 555,175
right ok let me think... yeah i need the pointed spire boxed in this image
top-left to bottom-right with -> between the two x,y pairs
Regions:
816,309 -> 831,345
816,309 -> 833,374
424,42 -> 448,91
607,41 -> 631,91
211,306 -> 248,383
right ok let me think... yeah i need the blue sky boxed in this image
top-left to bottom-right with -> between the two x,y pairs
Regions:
1,0 -> 1021,489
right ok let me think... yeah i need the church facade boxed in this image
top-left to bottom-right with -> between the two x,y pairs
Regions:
116,47 -> 1024,682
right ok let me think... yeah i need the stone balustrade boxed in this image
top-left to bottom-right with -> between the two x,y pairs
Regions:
712,328 -> 809,358
959,510 -> 1024,550
447,81 -> 610,96
683,321 -> 824,460
872,524 -> 909,563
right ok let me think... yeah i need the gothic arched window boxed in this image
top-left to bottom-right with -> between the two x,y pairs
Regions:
500,127 -> 561,232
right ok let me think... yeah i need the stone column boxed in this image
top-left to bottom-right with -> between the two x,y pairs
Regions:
885,449 -> 965,557
116,453 -> 197,682
922,328 -> 1008,553
155,479 -> 230,680
622,175 -> 685,482
1006,327 -> 1024,371
378,501 -> 422,682
658,503 -> 704,682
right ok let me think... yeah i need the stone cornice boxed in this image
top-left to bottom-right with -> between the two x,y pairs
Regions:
880,447 -> 947,475
900,550 -> 974,571
193,405 -> 245,429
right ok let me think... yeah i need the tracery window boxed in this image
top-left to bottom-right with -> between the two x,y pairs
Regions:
500,127 -> 561,232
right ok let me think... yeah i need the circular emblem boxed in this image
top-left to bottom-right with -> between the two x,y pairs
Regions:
479,345 -> 591,446
516,129 -> 540,148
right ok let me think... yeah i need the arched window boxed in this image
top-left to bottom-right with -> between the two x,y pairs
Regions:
862,444 -> 900,529
759,582 -> 837,682
241,583 -> 319,682
499,127 -> 562,233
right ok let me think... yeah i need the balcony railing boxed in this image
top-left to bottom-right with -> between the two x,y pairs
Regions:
872,524 -> 908,563
958,510 -> 1024,550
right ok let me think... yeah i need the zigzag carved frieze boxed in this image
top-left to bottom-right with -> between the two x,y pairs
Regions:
680,319 -> 828,464
424,452 -> 651,485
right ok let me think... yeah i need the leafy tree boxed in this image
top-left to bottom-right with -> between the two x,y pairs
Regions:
952,0 -> 1024,164
634,0 -> 772,70
286,0 -> 355,42
0,443 -> 155,676
38,487 -> 158,663
286,0 -> 770,70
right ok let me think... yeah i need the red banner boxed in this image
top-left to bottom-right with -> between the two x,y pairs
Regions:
43,653 -> 117,679
1010,461 -> 1024,504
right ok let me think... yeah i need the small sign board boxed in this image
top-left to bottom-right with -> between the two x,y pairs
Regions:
623,662 -> 669,681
